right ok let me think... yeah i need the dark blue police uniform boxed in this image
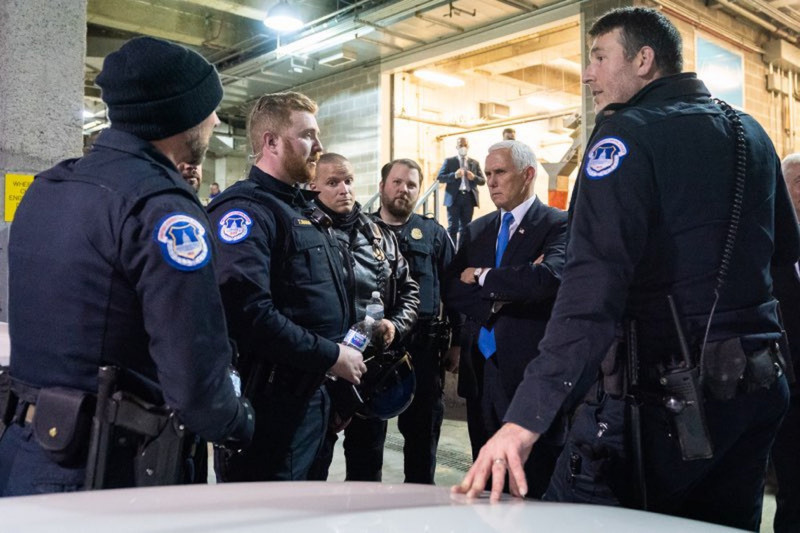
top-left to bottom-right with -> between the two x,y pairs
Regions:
379,212 -> 457,483
0,129 -> 251,495
503,73 -> 800,530
208,166 -> 350,481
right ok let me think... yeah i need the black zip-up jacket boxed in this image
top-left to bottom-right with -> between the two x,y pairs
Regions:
9,128 -> 250,444
207,167 -> 350,384
505,73 -> 800,434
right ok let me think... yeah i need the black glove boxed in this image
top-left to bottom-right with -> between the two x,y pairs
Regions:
220,397 -> 254,452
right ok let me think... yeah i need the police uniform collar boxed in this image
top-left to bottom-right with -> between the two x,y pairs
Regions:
93,128 -> 180,174
248,165 -> 309,208
594,73 -> 710,126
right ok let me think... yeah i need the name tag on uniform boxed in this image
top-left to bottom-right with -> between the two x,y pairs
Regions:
293,218 -> 313,227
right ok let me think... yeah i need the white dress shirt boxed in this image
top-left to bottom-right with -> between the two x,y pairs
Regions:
478,195 -> 538,285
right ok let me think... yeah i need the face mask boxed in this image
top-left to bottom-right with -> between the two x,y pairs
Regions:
457,147 -> 468,157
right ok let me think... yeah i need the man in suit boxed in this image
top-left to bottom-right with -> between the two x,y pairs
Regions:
437,137 -> 486,248
772,152 -> 800,533
444,140 -> 567,497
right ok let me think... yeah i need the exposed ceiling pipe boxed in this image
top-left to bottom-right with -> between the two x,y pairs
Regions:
494,0 -> 537,12
177,0 -> 265,20
655,0 -> 765,53
736,0 -> 800,35
228,0 -> 448,78
356,19 -> 428,44
423,107 -> 581,140
712,0 -> 798,44
414,11 -> 464,32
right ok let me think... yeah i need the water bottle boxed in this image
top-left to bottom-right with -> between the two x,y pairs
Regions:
230,367 -> 242,397
365,291 -> 384,322
342,315 -> 375,353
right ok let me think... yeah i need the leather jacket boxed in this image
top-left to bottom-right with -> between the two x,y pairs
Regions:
321,201 -> 420,343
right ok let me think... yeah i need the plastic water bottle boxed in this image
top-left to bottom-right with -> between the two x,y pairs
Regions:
365,291 -> 384,322
342,315 -> 375,353
230,367 -> 242,397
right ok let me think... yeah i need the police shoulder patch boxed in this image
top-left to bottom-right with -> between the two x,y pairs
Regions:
218,209 -> 253,244
154,213 -> 210,271
585,137 -> 629,179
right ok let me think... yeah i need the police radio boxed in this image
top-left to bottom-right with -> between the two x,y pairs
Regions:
658,295 -> 713,461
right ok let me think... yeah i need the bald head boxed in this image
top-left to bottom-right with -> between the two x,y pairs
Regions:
311,152 -> 355,214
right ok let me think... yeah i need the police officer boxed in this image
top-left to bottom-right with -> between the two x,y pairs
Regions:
306,153 -> 419,482
0,37 -> 254,495
456,8 -> 800,531
208,92 -> 366,482
375,158 -> 459,484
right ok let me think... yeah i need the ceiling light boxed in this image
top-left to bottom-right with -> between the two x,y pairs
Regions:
263,1 -> 303,33
412,69 -> 464,87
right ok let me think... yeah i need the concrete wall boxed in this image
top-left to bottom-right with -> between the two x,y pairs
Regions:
295,65 -> 383,203
0,0 -> 87,321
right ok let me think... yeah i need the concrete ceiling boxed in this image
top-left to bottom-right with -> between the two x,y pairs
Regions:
83,0 -> 800,136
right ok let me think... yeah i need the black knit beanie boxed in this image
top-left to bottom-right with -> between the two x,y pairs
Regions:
96,36 -> 223,141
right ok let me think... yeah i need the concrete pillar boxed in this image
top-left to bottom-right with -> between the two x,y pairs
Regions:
0,0 -> 87,321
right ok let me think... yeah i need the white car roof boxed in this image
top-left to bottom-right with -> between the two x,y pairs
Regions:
0,482 -> 741,532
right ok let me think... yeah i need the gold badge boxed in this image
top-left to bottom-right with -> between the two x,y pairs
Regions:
373,247 -> 385,261
411,228 -> 423,240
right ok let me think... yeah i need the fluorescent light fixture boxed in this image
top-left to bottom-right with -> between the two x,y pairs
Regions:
263,1 -> 303,33
412,69 -> 464,87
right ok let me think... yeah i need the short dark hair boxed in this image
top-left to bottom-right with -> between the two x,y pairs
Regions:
589,7 -> 683,75
381,158 -> 422,184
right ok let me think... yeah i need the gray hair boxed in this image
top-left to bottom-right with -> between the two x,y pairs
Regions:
487,140 -> 538,173
782,153 -> 800,176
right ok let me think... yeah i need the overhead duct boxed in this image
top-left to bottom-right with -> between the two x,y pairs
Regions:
764,38 -> 800,73
319,48 -> 358,67
480,102 -> 510,119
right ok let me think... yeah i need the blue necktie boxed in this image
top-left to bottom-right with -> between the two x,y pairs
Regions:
478,212 -> 514,359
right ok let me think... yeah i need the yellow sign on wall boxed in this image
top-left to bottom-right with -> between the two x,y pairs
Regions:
4,173 -> 35,222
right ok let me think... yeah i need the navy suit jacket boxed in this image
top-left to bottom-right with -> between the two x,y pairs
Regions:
437,155 -> 485,208
772,254 -> 800,395
444,197 -> 568,400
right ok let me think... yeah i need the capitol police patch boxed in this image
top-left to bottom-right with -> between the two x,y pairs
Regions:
218,210 -> 253,244
154,213 -> 210,271
585,137 -> 629,179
